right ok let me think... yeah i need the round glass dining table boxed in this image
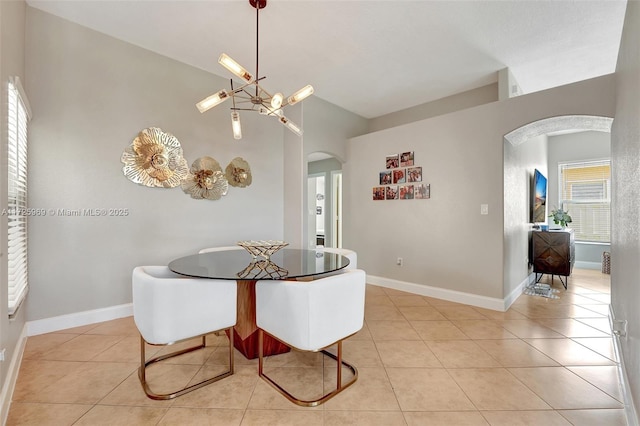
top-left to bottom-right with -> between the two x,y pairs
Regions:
169,248 -> 350,359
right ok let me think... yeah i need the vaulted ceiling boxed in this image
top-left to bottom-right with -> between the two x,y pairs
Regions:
27,0 -> 627,118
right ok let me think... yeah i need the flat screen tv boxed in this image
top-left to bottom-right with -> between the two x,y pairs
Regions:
532,169 -> 548,223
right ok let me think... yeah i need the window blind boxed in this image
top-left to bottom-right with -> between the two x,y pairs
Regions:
7,78 -> 31,316
559,159 -> 610,243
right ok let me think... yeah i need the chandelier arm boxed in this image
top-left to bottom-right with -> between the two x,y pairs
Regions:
255,3 -> 259,98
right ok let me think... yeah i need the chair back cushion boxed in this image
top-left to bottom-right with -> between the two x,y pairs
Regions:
256,269 -> 366,350
320,248 -> 357,269
132,266 -> 237,344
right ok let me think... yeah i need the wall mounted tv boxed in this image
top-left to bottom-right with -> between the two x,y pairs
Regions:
532,169 -> 548,223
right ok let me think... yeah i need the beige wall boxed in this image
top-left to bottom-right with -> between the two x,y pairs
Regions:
612,0 -> 640,416
345,75 -> 615,302
24,8 -> 286,320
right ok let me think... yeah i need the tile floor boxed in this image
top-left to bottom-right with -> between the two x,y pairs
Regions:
7,269 -> 628,425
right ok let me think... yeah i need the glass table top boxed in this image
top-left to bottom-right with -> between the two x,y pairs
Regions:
168,248 -> 350,281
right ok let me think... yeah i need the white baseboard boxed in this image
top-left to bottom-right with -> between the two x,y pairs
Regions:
27,303 -> 133,336
504,274 -> 534,311
0,324 -> 28,426
575,261 -> 602,270
366,275 -> 508,311
610,305 -> 639,426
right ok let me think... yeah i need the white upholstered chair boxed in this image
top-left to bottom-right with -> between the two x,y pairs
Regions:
132,265 -> 237,400
255,268 -> 366,406
198,246 -> 244,254
320,247 -> 357,269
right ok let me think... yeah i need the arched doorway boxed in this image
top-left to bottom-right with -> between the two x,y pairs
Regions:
307,152 -> 343,249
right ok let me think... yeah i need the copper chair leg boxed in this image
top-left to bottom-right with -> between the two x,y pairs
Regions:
138,328 -> 234,400
258,329 -> 358,407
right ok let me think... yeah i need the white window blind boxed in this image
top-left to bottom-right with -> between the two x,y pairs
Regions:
7,77 -> 31,316
559,159 -> 610,243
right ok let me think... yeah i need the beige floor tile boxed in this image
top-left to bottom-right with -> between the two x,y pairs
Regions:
365,294 -> 396,306
475,339 -> 559,367
426,340 -> 501,368
557,408 -> 628,426
472,307 -> 527,320
262,349 -> 322,368
350,323 -> 374,341
5,402 -> 92,425
524,338 -> 616,366
389,294 -> 431,307
452,320 -> 518,339
158,407 -> 244,425
37,334 -> 124,362
324,410 -> 406,425
410,320 -> 469,340
376,340 -> 442,368
365,304 -> 405,321
422,297 -> 464,307
481,410 -> 571,425
508,367 -> 623,409
498,320 -> 565,339
382,287 -> 413,296
86,317 -> 139,335
99,370 -> 176,407
404,411 -> 489,425
248,368 -> 325,410
170,365 -> 258,409
572,337 -> 617,361
582,293 -> 611,304
567,365 -> 624,402
535,318 -> 610,338
21,333 -> 78,360
322,367 -> 400,411
578,303 -> 611,316
338,339 -> 384,367
52,323 -> 100,334
12,359 -> 85,402
365,285 -> 387,296
366,320 -> 422,341
92,334 -> 157,363
386,367 -> 475,411
435,306 -> 489,320
73,405 -> 169,425
399,306 -> 448,320
576,317 -> 614,334
448,368 -> 551,410
241,409 -> 324,425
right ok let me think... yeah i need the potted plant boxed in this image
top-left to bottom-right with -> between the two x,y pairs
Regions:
549,207 -> 572,228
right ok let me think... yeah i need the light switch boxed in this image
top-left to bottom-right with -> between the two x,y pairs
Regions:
480,204 -> 489,215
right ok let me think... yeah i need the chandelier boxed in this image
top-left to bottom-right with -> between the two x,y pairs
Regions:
196,0 -> 314,140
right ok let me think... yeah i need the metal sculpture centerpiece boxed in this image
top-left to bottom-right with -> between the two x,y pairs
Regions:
237,240 -> 289,260
196,0 -> 314,139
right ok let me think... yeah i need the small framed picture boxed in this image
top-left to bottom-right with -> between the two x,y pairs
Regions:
386,154 -> 399,169
379,171 -> 392,185
407,166 -> 422,182
415,184 -> 430,199
373,186 -> 385,200
399,185 -> 414,199
386,185 -> 398,200
400,151 -> 414,167
393,168 -> 406,184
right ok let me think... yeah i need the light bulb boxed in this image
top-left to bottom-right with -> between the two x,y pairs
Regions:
218,53 -> 254,83
287,85 -> 314,105
196,90 -> 230,113
279,116 -> 303,136
271,93 -> 284,109
231,111 -> 242,140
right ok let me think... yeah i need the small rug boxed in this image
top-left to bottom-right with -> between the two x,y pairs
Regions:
524,283 -> 560,299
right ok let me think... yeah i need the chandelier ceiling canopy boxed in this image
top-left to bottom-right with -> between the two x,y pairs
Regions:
196,0 -> 314,140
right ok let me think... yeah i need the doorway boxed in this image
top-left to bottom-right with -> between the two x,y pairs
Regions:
307,153 -> 343,249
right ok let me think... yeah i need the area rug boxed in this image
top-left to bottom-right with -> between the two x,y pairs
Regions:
524,283 -> 560,299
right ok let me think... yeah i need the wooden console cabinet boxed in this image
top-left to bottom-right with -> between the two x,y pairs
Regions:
532,229 -> 575,289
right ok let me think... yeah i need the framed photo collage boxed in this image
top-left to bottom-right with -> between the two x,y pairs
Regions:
373,151 -> 430,201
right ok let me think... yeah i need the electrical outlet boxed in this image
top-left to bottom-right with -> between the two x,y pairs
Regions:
397,257 -> 403,266
480,204 -> 489,215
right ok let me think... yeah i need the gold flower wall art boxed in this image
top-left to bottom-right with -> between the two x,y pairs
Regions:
225,157 -> 252,188
121,127 -> 189,188
181,156 -> 229,200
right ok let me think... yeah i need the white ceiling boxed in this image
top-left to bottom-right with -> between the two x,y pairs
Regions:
27,0 -> 627,119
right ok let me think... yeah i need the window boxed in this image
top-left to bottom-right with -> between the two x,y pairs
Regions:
559,159 -> 610,243
7,77 -> 31,316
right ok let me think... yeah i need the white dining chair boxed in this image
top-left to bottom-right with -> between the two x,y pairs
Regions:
199,246 -> 244,254
319,247 -> 357,269
132,265 -> 237,400
255,268 -> 366,406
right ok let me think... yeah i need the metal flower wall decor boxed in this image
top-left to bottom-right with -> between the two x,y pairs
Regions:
122,128 -> 253,201
181,156 -> 229,200
225,157 -> 252,188
121,127 -> 189,188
